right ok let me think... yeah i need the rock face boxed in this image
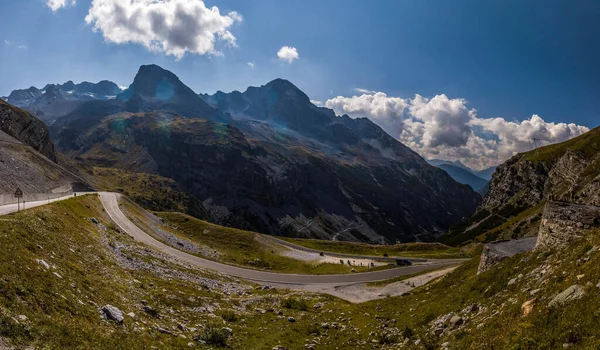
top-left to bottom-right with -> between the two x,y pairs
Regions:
448,126 -> 600,245
536,201 -> 600,249
484,128 -> 600,213
477,237 -> 537,273
0,99 -> 56,161
50,65 -> 481,243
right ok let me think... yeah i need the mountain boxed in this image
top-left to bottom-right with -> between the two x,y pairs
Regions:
118,64 -> 227,122
475,166 -> 497,181
441,126 -> 600,245
428,159 -> 497,181
428,159 -> 473,172
0,99 -> 81,194
436,164 -> 488,192
51,65 -> 481,243
3,80 -> 122,124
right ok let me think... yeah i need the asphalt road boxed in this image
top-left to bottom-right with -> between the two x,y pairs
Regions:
0,194 -> 75,215
99,192 -> 464,285
262,235 -> 432,263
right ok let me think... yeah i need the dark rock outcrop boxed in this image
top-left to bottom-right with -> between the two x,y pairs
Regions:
0,99 -> 56,161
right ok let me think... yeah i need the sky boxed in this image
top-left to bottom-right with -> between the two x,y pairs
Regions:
1,0 -> 599,170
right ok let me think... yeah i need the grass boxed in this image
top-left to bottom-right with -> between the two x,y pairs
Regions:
441,202 -> 545,246
91,167 -> 205,217
279,237 -> 472,259
365,267 -> 442,287
118,197 -> 385,275
1,194 -> 600,349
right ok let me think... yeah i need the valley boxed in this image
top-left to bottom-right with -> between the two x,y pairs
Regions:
0,51 -> 598,350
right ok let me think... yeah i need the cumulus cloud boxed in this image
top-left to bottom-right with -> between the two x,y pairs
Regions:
324,91 -> 589,169
325,92 -> 408,137
247,62 -> 255,69
45,0 -> 76,12
408,94 -> 474,148
277,46 -> 299,63
85,0 -> 242,59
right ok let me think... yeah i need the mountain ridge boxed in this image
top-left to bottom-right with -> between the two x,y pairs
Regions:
49,64 -> 481,242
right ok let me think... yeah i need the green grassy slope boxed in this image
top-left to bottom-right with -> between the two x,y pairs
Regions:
280,237 -> 474,259
1,195 -> 599,349
118,197 -> 389,275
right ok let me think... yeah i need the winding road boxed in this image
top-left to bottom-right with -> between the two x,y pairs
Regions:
0,191 -> 466,285
99,192 -> 464,284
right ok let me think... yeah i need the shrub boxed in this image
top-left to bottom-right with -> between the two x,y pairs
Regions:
281,297 -> 308,311
220,310 -> 238,322
200,325 -> 229,347
402,326 -> 413,339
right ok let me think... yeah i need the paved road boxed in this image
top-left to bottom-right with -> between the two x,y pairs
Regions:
0,194 -> 76,215
99,192 -> 464,285
487,237 -> 537,256
263,235 -> 433,263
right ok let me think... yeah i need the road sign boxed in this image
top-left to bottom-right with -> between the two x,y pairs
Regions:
14,188 -> 23,198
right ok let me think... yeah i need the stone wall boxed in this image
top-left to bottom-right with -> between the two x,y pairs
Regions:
536,201 -> 600,249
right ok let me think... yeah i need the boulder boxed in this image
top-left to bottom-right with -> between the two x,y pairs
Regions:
548,285 -> 585,307
449,316 -> 463,329
101,305 -> 124,323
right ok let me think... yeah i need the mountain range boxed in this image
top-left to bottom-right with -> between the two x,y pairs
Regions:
428,158 -> 496,194
2,64 -> 481,243
1,80 -> 122,124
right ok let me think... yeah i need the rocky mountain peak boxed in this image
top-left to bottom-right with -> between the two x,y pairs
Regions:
118,64 -> 224,121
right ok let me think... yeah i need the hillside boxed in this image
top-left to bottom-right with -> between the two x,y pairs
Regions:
441,126 -> 600,245
49,65 -> 481,243
0,99 -> 81,196
0,194 -> 599,349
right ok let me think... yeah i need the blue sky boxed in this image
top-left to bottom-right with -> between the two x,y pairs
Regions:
0,0 -> 598,169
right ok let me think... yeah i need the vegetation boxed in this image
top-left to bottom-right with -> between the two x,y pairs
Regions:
440,202 -> 545,246
279,237 -> 473,259
280,297 -> 309,311
1,194 -> 600,349
91,167 -> 205,217
118,197 -> 384,275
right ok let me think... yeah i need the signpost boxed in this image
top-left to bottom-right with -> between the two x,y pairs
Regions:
14,188 -> 23,212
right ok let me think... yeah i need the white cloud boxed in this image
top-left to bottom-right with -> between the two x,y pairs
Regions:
408,94 -> 474,148
85,0 -> 242,59
310,100 -> 323,106
354,88 -> 376,94
247,62 -> 255,69
325,92 -> 408,137
277,46 -> 299,63
324,91 -> 589,170
18,45 -> 27,50
45,0 -> 76,12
